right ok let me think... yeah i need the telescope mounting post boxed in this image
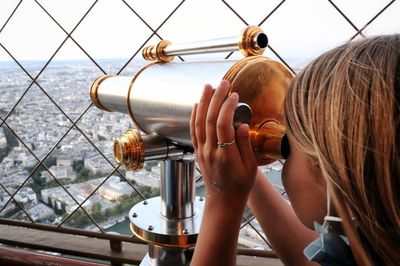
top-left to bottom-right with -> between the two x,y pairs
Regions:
129,155 -> 204,266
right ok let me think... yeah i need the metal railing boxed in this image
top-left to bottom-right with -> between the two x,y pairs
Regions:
0,0 -> 398,260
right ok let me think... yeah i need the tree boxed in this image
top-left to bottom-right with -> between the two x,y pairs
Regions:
73,209 -> 91,228
91,202 -> 104,222
44,156 -> 57,168
78,168 -> 89,180
0,126 -> 18,163
72,160 -> 84,172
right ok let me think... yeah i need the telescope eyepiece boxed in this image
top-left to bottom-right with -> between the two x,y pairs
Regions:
255,33 -> 268,49
280,133 -> 290,160
250,120 -> 289,164
113,129 -> 145,171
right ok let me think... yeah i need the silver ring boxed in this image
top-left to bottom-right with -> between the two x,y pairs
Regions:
217,139 -> 235,148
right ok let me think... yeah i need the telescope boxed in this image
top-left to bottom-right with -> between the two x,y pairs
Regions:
90,26 -> 293,266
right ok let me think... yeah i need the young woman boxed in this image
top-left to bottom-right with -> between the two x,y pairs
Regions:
190,35 -> 400,265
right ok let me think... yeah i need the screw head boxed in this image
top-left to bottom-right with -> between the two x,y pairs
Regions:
148,225 -> 154,231
199,197 -> 204,201
143,200 -> 148,205
132,213 -> 138,218
182,229 -> 190,235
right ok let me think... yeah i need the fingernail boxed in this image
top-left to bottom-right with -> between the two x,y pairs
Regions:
221,80 -> 230,86
238,123 -> 250,137
230,92 -> 239,100
218,80 -> 229,90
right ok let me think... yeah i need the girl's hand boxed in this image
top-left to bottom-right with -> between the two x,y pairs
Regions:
190,80 -> 257,200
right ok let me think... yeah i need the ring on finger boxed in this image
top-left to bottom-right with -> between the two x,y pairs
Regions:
217,139 -> 235,148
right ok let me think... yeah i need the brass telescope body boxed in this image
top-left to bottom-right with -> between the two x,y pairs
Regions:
91,55 -> 293,168
90,26 -> 293,169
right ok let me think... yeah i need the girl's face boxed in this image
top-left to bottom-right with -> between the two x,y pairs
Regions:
281,137 -> 327,229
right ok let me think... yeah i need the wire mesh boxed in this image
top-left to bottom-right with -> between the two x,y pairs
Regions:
0,0 -> 398,255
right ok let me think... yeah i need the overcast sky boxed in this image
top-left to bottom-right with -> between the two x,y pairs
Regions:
0,0 -> 399,65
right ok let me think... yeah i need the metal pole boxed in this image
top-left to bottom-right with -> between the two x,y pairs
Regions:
130,156 -> 204,266
141,26 -> 268,62
160,158 -> 195,219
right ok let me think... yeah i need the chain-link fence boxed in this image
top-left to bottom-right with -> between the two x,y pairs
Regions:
0,0 -> 398,258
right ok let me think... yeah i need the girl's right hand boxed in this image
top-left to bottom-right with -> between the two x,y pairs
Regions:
190,80 -> 258,200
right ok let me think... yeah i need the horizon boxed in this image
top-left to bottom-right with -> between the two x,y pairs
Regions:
0,57 -> 146,64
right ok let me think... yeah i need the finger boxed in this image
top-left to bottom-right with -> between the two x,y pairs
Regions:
195,85 -> 214,145
235,123 -> 257,173
216,92 -> 238,149
205,80 -> 230,146
190,103 -> 198,150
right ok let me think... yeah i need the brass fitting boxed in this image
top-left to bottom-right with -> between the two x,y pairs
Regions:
114,129 -> 145,171
142,45 -> 157,61
89,74 -> 116,112
238,25 -> 268,57
142,40 -> 174,63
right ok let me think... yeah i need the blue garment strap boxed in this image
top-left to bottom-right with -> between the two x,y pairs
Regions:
304,222 -> 356,266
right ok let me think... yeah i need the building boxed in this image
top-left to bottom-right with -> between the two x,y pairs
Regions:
0,194 -> 11,209
27,203 -> 55,222
14,187 -> 37,205
40,170 -> 52,183
126,170 -> 160,189
41,186 -> 78,214
41,179 -> 110,214
0,128 -> 7,149
48,165 -> 76,181
98,176 -> 132,201
84,155 -> 111,175
56,157 -> 73,167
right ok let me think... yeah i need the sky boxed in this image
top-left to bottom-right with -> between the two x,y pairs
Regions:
0,0 -> 399,66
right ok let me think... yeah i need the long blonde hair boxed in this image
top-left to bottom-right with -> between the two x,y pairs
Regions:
284,35 -> 400,265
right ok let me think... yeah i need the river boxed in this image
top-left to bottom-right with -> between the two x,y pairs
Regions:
106,218 -> 132,235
